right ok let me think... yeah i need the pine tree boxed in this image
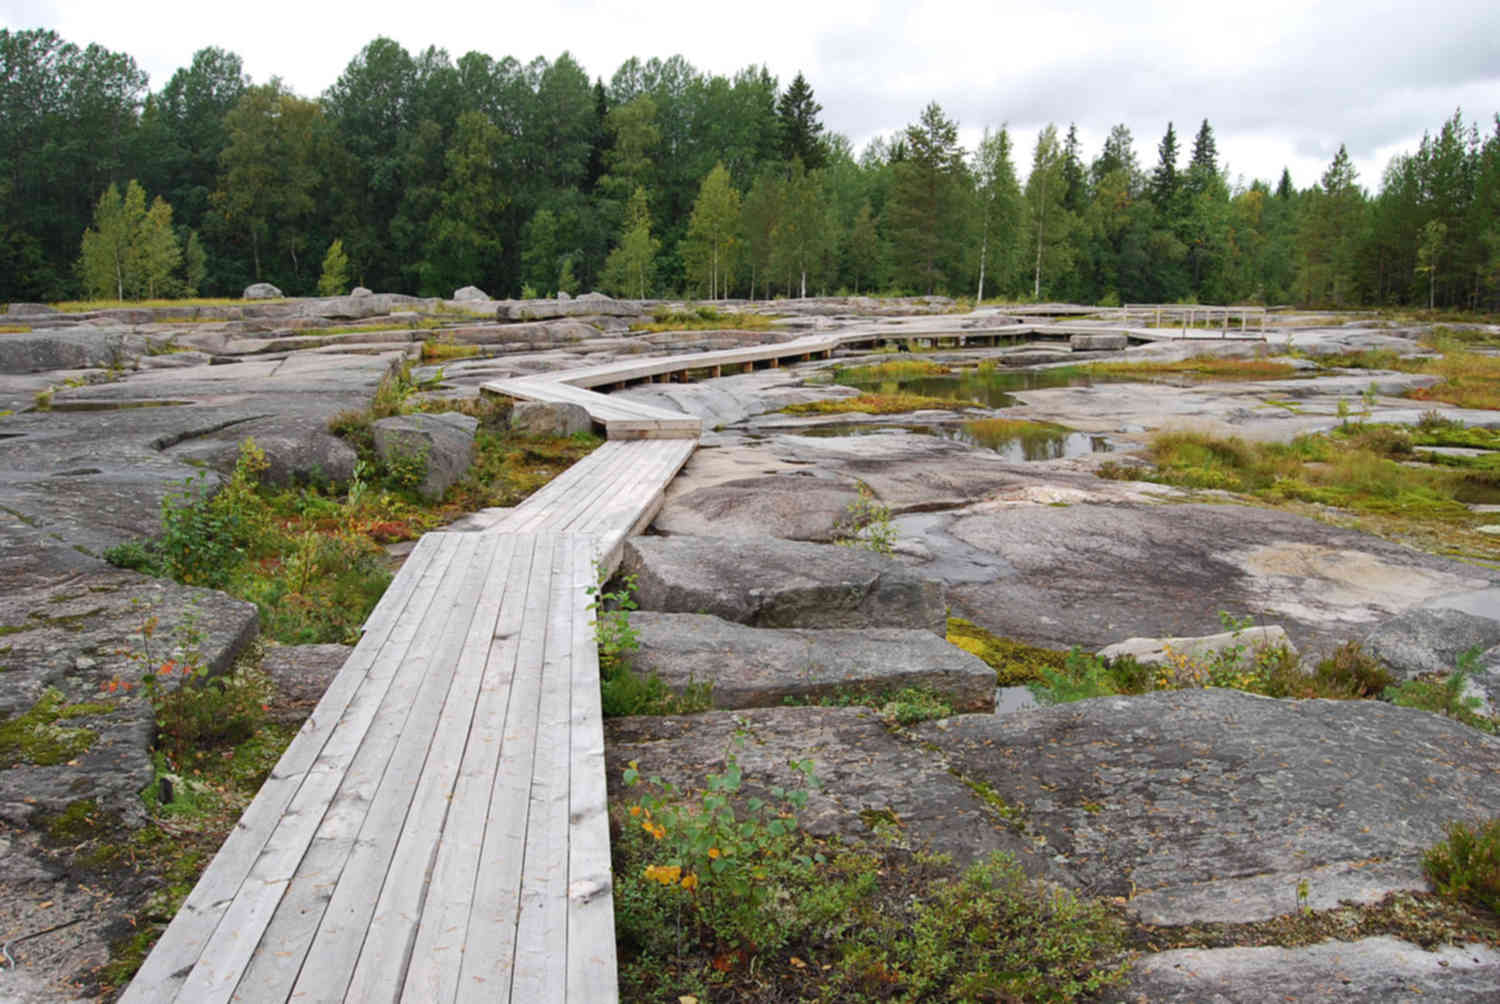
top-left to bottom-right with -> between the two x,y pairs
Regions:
1149,122 -> 1181,215
886,101 -> 966,293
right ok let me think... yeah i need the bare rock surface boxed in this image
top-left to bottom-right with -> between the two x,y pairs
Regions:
621,534 -> 947,634
630,612 -> 995,710
1107,937 -> 1500,1003
1097,625 -> 1296,667
259,642 -> 351,722
918,689 -> 1500,925
922,502 -> 1494,656
653,473 -> 860,541
1360,607 -> 1500,679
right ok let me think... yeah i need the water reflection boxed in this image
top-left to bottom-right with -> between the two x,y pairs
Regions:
835,364 -> 1103,409
791,421 -> 1112,462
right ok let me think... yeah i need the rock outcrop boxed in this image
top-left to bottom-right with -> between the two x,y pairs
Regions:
622,534 -> 947,635
630,612 -> 995,710
372,411 -> 478,500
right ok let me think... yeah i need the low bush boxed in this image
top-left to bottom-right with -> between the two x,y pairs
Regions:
1424,818 -> 1500,914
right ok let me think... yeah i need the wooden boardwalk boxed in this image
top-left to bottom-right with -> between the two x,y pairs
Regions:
126,309 -> 1261,1002
126,368 -> 701,1002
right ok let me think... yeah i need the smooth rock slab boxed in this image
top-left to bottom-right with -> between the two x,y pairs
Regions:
1361,607 -> 1500,679
918,689 -> 1500,925
622,534 -> 947,634
630,612 -> 995,710
653,473 -> 860,541
1106,937 -> 1500,1003
935,502 -> 1494,654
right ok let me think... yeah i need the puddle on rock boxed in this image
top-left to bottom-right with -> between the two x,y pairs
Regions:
793,420 -> 1112,462
45,399 -> 193,412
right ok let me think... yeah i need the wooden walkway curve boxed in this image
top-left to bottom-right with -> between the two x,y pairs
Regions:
125,309 -> 1262,1002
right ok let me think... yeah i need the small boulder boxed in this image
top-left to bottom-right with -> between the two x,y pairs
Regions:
1361,607 -> 1500,679
509,401 -> 593,438
260,642 -> 352,723
5,303 -> 57,316
1097,625 -> 1295,669
372,412 -> 478,500
557,290 -> 572,302
621,535 -> 948,635
351,286 -> 373,297
1069,332 -> 1128,351
631,612 -> 995,711
452,285 -> 489,302
243,282 -> 283,300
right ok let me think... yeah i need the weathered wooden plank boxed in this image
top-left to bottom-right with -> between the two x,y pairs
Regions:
494,442 -> 639,537
509,536 -> 578,1002
565,537 -> 619,1001
455,532 -> 562,1002
167,533 -> 478,1004
341,534 -> 523,1002
284,534 -> 504,1002
229,536 -> 502,1000
118,534 -> 453,1004
401,533 -> 537,1002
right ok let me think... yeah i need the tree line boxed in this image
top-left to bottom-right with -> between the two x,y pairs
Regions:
2,28 -> 1498,310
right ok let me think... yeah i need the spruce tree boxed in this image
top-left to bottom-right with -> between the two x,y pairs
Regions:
776,72 -> 825,169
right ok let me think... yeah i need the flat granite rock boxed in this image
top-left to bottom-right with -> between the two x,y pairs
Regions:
1106,937 -> 1500,1003
928,502 -> 1495,655
1360,607 -> 1500,679
917,689 -> 1500,926
653,473 -> 861,541
630,612 -> 995,710
622,534 -> 947,634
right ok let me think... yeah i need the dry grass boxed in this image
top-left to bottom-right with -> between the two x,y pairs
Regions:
781,392 -> 982,415
1088,357 -> 1297,381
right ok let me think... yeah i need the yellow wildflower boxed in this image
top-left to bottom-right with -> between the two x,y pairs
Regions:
680,872 -> 699,891
644,864 -> 681,885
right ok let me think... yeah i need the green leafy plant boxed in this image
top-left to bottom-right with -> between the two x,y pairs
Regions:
834,482 -> 896,555
619,749 -> 825,957
1424,818 -> 1500,914
1384,648 -> 1496,734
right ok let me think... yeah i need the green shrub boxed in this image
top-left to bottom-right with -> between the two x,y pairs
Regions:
152,668 -> 272,760
834,483 -> 895,555
1384,649 -> 1496,734
1424,818 -> 1500,914
1312,641 -> 1394,697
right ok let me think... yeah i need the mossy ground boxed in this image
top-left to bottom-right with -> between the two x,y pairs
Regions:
781,391 -> 983,415
0,689 -> 115,766
947,617 -> 1068,685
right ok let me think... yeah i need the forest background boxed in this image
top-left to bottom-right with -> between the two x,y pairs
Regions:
2,29 -> 1497,310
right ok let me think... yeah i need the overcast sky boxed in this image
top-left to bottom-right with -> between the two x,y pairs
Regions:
6,0 -> 1498,193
